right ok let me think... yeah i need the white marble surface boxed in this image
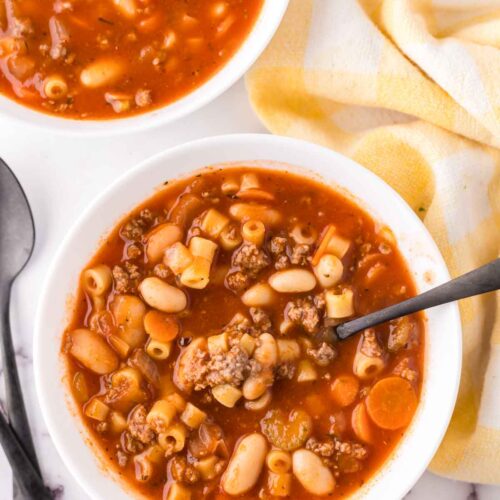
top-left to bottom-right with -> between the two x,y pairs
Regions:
0,79 -> 499,500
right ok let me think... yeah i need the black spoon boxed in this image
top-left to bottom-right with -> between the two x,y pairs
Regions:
336,258 -> 500,340
0,405 -> 51,499
0,159 -> 51,497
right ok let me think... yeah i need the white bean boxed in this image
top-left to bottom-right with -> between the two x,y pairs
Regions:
146,223 -> 183,263
80,58 -> 124,88
245,389 -> 272,411
222,433 -> 268,495
69,329 -> 119,375
242,371 -> 270,400
253,333 -> 278,366
241,282 -> 276,307
268,269 -> 316,293
292,449 -> 335,496
138,277 -> 187,313
229,203 -> 282,226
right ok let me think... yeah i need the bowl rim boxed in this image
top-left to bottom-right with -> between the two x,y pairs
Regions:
0,0 -> 289,136
34,133 -> 462,500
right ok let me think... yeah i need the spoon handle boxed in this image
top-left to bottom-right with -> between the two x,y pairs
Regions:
0,281 -> 41,472
336,258 -> 500,340
0,407 -> 52,499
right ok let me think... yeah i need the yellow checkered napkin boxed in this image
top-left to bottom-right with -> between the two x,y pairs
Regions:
246,0 -> 500,485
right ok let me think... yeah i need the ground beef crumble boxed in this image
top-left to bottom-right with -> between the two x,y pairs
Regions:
128,405 -> 155,444
290,243 -> 312,266
306,436 -> 368,460
233,243 -> 270,273
269,235 -> 312,268
226,271 -> 251,292
307,342 -> 337,366
126,243 -> 142,259
227,243 -> 271,290
122,431 -> 145,454
306,436 -> 335,457
333,437 -> 368,460
183,344 -> 255,391
170,456 -> 200,484
274,254 -> 290,270
393,357 -> 418,383
269,236 -> 287,255
275,362 -> 296,380
153,263 -> 171,279
360,329 -> 384,358
112,261 -> 142,294
183,348 -> 210,391
120,209 -> 154,241
285,296 -> 324,334
249,307 -> 272,332
269,236 -> 290,270
223,314 -> 258,342
205,346 -> 250,388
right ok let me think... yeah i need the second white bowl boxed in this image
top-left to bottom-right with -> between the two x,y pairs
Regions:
34,134 -> 461,499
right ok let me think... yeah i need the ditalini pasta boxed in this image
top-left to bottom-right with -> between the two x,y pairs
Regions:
63,167 -> 424,498
0,0 -> 263,118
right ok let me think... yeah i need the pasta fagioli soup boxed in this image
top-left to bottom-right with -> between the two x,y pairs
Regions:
63,167 -> 424,499
0,0 -> 263,118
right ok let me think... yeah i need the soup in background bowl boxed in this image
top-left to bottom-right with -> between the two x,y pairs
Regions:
34,134 -> 461,500
0,1 -> 288,132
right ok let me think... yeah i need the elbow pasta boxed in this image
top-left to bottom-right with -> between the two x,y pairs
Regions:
145,338 -> 172,360
180,403 -> 207,429
189,236 -> 218,262
82,265 -> 112,297
201,208 -> 230,238
164,242 -> 194,275
64,168 -> 423,499
158,422 -> 188,453
180,256 -> 211,289
147,400 -> 177,432
241,220 -> 266,247
353,350 -> 386,380
290,223 -> 318,245
219,223 -> 243,251
325,288 -> 355,318
314,254 -> 343,289
43,75 -> 68,99
0,0 -> 263,118
266,450 -> 292,473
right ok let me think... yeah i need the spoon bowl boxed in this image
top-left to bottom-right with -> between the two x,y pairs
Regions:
0,159 -> 35,281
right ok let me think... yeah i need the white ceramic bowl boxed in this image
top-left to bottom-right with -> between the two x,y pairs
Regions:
35,134 -> 462,500
0,1 -> 288,135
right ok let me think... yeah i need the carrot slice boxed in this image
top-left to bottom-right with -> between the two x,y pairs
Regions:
312,224 -> 336,266
330,375 -> 360,407
365,377 -> 417,430
351,402 -> 374,444
143,310 -> 180,342
304,394 -> 328,419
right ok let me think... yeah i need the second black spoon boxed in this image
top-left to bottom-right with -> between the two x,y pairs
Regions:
336,258 -> 500,340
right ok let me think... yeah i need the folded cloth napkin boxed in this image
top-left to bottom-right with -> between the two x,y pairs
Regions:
246,0 -> 500,485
